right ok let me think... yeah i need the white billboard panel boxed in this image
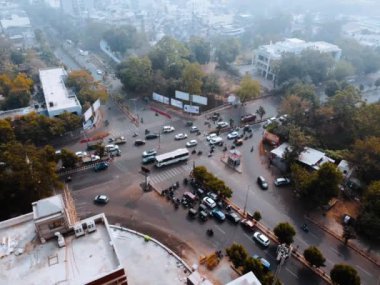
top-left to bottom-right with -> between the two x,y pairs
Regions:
153,92 -> 169,104
171,98 -> 183,109
83,107 -> 93,122
92,99 -> 101,112
192,94 -> 208,105
175,90 -> 190,101
183,104 -> 199,114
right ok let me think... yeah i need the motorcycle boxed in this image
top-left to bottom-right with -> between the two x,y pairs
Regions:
132,132 -> 138,137
301,223 -> 309,233
206,229 -> 214,237
197,151 -> 203,156
192,149 -> 197,155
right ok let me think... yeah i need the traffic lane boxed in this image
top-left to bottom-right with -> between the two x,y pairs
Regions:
194,142 -> 380,284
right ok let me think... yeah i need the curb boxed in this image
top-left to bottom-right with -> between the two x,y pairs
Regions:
305,216 -> 380,267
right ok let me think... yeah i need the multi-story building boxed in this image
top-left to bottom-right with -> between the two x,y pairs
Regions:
253,38 -> 342,81
39,67 -> 82,117
61,0 -> 94,18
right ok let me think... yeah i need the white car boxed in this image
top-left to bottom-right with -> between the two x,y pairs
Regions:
202,197 -> 216,209
162,126 -> 175,133
206,133 -> 217,141
75,151 -> 87,158
263,117 -> 276,128
253,231 -> 270,247
142,149 -> 157,158
91,155 -> 100,162
175,133 -> 188,140
217,121 -> 229,128
190,126 -> 199,133
227,131 -> 239,140
186,139 -> 198,147
96,69 -> 103,75
105,144 -> 119,152
209,137 -> 223,145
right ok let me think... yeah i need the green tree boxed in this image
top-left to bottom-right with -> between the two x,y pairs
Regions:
253,211 -> 262,221
349,136 -> 380,183
356,181 -> 380,240
181,63 -> 205,95
0,119 -> 15,144
60,148 -> 78,168
10,51 -> 25,65
117,56 -> 153,92
188,36 -> 210,64
215,38 -> 240,68
325,80 -> 341,97
56,112 -> 82,132
0,143 -> 61,220
226,243 -> 248,268
274,222 -> 296,244
330,264 -> 360,285
332,60 -> 355,81
202,74 -> 220,94
303,246 -> 326,267
236,75 -> 260,103
242,256 -> 265,280
375,78 -> 380,89
256,106 -> 266,120
149,36 -> 190,79
103,25 -> 140,54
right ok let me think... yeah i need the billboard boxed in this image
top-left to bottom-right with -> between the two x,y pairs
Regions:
175,90 -> 190,101
93,99 -> 101,112
192,94 -> 208,105
171,98 -> 183,109
183,104 -> 199,114
152,92 -> 169,104
83,107 -> 93,122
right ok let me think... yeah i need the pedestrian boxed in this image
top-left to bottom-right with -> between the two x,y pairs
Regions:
250,146 -> 254,152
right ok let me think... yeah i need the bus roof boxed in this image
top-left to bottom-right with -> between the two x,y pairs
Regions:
155,148 -> 189,161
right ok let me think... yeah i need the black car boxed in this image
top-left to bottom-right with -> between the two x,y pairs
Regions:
199,210 -> 208,221
134,140 -> 146,146
145,133 -> 159,140
241,114 -> 257,123
257,176 -> 269,190
226,212 -> 241,224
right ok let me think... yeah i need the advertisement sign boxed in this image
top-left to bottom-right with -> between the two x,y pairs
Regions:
171,98 -> 183,109
83,107 -> 93,122
192,95 -> 208,105
92,99 -> 101,112
175,90 -> 190,101
183,104 -> 199,114
152,92 -> 169,104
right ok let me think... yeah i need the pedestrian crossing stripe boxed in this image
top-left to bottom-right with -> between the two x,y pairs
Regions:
149,164 -> 192,184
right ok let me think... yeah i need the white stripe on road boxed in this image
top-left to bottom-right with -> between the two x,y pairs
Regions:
286,268 -> 299,279
356,265 -> 373,277
309,232 -> 318,239
329,246 -> 341,256
215,225 -> 226,235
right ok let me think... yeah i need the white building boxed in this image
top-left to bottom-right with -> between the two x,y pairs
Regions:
253,38 -> 342,81
39,67 -> 82,117
61,0 -> 94,18
270,142 -> 334,171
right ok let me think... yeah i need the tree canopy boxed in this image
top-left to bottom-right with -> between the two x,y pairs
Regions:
116,56 -> 153,92
215,38 -> 240,68
303,246 -> 326,267
192,166 -> 233,198
236,75 -> 260,103
181,63 -> 205,95
103,26 -> 143,54
273,222 -> 296,245
188,37 -> 210,64
330,264 -> 360,285
355,181 -> 380,240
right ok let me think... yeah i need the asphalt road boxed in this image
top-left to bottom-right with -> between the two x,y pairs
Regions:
50,36 -> 379,284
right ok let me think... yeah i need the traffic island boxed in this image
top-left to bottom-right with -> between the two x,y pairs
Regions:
220,149 -> 243,174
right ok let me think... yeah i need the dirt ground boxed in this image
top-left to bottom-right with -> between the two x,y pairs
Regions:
326,199 -> 360,224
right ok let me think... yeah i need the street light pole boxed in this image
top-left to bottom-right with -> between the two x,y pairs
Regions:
243,185 -> 251,217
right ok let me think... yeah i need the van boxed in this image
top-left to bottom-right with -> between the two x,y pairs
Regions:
241,114 -> 256,123
209,137 -> 223,145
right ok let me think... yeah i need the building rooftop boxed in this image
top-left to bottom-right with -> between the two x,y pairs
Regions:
271,143 -> 334,170
0,212 -> 122,285
0,14 -> 31,30
39,67 -> 81,115
225,271 -> 262,285
32,194 -> 65,220
258,38 -> 341,59
110,225 -> 192,285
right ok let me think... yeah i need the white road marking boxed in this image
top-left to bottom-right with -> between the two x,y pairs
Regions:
215,225 -> 226,235
329,246 -> 341,256
244,233 -> 252,241
356,265 -> 373,277
309,232 -> 318,239
286,267 -> 299,279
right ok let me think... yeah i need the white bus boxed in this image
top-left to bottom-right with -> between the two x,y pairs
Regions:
155,148 -> 190,167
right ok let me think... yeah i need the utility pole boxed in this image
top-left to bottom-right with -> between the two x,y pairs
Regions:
243,185 -> 251,217
140,166 -> 150,191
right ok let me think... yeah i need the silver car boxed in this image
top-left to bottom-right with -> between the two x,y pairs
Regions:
253,231 -> 270,247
